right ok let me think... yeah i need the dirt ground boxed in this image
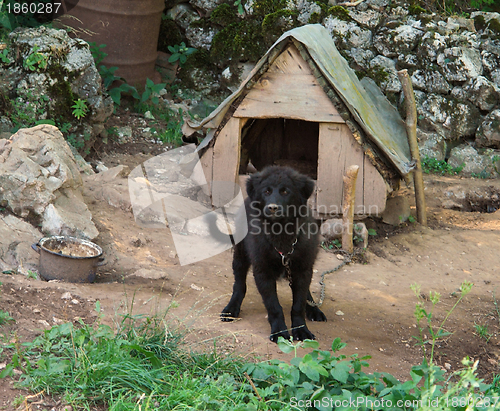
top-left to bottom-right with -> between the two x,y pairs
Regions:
1,131 -> 500,410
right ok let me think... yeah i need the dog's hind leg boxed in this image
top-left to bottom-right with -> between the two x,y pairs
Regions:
221,243 -> 250,322
305,290 -> 327,322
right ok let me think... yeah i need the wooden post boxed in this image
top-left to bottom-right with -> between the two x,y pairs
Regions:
342,165 -> 359,253
397,69 -> 427,226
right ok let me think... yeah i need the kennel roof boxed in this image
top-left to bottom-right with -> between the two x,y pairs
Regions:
184,24 -> 413,177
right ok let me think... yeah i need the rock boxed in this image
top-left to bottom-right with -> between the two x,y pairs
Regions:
0,214 -> 42,272
349,10 -> 382,28
168,3 -> 200,30
447,16 -> 475,32
437,47 -> 483,81
476,109 -> 500,149
0,125 -> 98,239
374,25 -> 424,58
185,26 -> 216,51
117,126 -> 133,144
190,0 -> 223,15
369,55 -> 401,93
96,162 -> 108,173
381,196 -> 410,225
42,189 -> 99,239
463,76 -> 499,111
447,144 -> 492,175
441,199 -> 463,210
130,268 -> 168,280
417,128 -> 447,161
418,31 -> 448,62
91,165 -> 130,182
69,144 -> 94,176
0,117 -> 13,133
323,17 -> 373,49
411,70 -> 451,94
320,218 -> 368,248
8,27 -> 113,152
347,48 -> 375,70
417,94 -> 481,140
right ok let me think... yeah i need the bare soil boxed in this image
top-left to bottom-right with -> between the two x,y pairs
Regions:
1,126 -> 500,409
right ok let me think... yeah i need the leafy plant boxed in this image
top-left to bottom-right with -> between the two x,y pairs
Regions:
0,48 -> 10,64
474,323 -> 492,342
168,42 -> 197,66
23,45 -> 48,72
411,281 -> 473,363
421,156 -> 464,175
0,310 -> 14,326
71,98 -> 88,120
234,0 -> 245,15
10,90 -> 50,131
140,78 -> 167,105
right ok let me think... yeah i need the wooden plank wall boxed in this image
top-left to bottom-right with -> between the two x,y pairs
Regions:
212,117 -> 242,207
316,123 -> 386,216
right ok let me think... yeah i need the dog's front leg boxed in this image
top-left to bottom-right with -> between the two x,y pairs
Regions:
290,273 -> 316,341
253,270 -> 290,342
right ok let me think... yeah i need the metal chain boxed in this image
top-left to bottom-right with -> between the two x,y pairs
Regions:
307,250 -> 355,308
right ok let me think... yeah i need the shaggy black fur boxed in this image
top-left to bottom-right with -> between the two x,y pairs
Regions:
221,166 -> 326,342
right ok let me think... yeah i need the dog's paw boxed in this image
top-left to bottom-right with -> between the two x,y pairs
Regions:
269,329 -> 291,343
221,306 -> 240,322
292,326 -> 316,341
306,305 -> 327,322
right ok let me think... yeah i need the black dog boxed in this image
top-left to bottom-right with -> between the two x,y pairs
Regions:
220,166 -> 326,342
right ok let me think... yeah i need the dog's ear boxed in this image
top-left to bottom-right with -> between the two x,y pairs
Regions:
246,173 -> 261,200
296,174 -> 315,202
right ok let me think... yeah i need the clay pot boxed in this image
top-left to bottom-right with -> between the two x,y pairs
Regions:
60,0 -> 164,89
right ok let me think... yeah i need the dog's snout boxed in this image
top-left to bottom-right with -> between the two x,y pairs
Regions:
267,204 -> 279,213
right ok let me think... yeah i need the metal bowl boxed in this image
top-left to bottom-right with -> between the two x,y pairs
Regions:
31,236 -> 104,283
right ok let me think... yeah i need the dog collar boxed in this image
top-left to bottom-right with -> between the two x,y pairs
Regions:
275,237 -> 298,268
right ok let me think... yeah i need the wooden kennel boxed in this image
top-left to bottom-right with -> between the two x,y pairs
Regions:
184,24 -> 413,217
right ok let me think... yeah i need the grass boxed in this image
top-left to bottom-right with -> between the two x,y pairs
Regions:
2,283 -> 500,410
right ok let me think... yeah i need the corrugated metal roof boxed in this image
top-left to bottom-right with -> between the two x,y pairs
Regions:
184,24 -> 413,176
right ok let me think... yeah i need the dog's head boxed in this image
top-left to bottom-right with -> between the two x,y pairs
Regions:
246,166 -> 315,219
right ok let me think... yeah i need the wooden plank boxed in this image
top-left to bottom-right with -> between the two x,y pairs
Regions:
200,146 -> 213,196
317,123 -> 367,216
338,124 -> 364,213
362,157 -> 387,216
268,44 -> 309,74
234,72 -> 344,123
317,123 -> 344,215
212,117 -> 241,207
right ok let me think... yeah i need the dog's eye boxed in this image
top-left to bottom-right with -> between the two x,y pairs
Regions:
264,188 -> 272,195
280,188 -> 288,195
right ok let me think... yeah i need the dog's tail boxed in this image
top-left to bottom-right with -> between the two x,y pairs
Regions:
206,211 -> 235,246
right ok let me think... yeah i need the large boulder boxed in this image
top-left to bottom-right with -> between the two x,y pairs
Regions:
4,26 -> 113,152
416,93 -> 482,141
476,109 -> 500,149
0,125 -> 98,239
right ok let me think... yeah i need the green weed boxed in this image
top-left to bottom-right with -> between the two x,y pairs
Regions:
421,156 -> 464,175
168,42 -> 197,66
474,323 -> 492,342
0,310 -> 14,326
411,281 -> 473,363
23,45 -> 48,72
71,98 -> 88,120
